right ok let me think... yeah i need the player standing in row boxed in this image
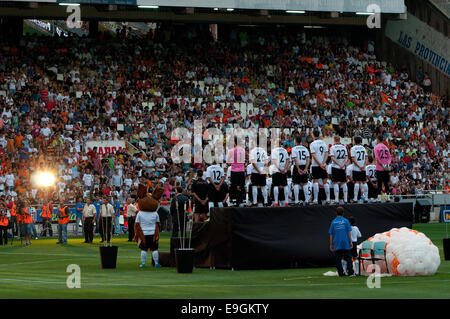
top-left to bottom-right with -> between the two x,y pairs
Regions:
374,135 -> 392,196
350,136 -> 368,203
270,145 -> 290,206
249,145 -> 269,206
291,136 -> 311,205
310,129 -> 330,205
227,140 -> 246,206
329,135 -> 349,204
365,155 -> 378,202
205,164 -> 229,209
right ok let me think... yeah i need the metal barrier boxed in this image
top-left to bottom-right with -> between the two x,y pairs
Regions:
394,190 -> 450,222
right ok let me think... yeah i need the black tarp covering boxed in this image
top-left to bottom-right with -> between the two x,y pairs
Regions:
188,203 -> 413,270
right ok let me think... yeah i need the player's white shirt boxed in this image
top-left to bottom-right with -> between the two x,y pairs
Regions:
291,145 -> 310,166
330,144 -> 348,169
249,147 -> 268,174
366,164 -> 377,182
350,145 -> 367,171
270,147 -> 289,172
346,164 -> 354,178
309,139 -> 328,166
206,164 -> 225,184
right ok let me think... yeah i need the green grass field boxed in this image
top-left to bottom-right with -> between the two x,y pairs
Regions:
0,224 -> 449,299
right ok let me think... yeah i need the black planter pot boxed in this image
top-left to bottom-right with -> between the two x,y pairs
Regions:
443,238 -> 450,261
99,246 -> 118,269
175,248 -> 195,273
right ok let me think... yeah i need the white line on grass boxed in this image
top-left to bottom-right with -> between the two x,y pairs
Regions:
0,259 -> 75,267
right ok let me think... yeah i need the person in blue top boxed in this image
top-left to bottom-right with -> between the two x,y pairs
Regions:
93,196 -> 102,235
328,206 -> 355,277
74,197 -> 84,236
113,196 -> 121,235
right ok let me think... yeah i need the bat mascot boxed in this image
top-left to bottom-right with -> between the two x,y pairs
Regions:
134,183 -> 164,268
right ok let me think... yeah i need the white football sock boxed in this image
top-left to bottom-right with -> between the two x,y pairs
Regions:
342,184 -> 348,202
354,183 -> 360,201
273,186 -> 279,204
152,250 -> 159,265
262,187 -> 268,204
141,250 -> 147,265
284,186 -> 290,205
252,186 -> 258,204
324,182 -> 330,202
293,184 -> 300,203
333,184 -> 339,202
362,183 -> 368,199
313,182 -> 319,202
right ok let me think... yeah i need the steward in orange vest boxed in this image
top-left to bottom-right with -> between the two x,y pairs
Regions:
0,209 -> 8,245
58,206 -> 70,224
40,202 -> 54,237
57,204 -> 70,244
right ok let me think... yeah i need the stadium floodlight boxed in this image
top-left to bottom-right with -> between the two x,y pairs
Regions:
226,8 -> 234,11
32,171 -> 56,188
138,5 -> 159,9
286,10 -> 305,14
59,3 -> 80,6
355,12 -> 373,15
213,8 -> 219,11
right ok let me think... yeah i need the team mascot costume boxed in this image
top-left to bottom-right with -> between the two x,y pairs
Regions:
134,183 -> 165,268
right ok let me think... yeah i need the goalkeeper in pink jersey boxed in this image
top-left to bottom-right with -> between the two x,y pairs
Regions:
374,135 -> 392,195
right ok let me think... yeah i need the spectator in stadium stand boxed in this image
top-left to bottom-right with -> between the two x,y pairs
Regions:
170,186 -> 189,238
40,199 -> 53,237
56,200 -> 70,245
113,195 -> 121,235
0,28 -> 448,210
82,197 -> 96,243
374,135 -> 392,195
125,197 -> 138,242
75,196 -> 84,236
329,206 -> 355,277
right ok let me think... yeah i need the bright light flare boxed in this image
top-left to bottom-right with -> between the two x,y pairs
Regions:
32,171 -> 56,187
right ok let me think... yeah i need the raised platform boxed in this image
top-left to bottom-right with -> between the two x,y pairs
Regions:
177,202 -> 413,270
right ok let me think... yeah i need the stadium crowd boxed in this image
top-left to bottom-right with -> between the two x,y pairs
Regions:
0,25 -> 448,224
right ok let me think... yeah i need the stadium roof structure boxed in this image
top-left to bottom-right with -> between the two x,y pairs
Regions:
0,0 -> 407,24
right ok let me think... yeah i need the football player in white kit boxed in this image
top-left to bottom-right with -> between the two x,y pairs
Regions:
309,129 -> 330,204
249,146 -> 269,206
350,136 -> 368,203
270,145 -> 290,206
205,164 -> 228,210
291,136 -> 311,205
365,155 -> 378,202
329,136 -> 349,204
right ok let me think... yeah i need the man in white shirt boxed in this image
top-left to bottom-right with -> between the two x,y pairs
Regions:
350,136 -> 368,202
270,146 -> 290,206
291,136 -> 311,205
365,155 -> 378,202
82,197 -> 96,243
249,146 -> 269,206
126,197 -> 139,242
82,171 -> 93,190
205,164 -> 228,210
309,129 -> 330,204
99,196 -> 114,244
329,136 -> 349,204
